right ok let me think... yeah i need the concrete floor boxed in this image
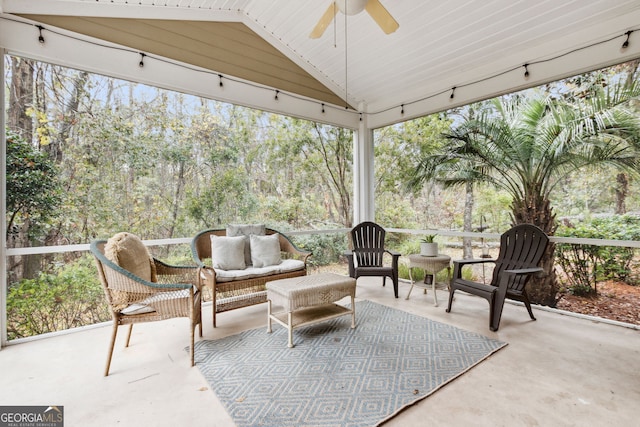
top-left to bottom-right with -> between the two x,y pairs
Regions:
1,276 -> 639,427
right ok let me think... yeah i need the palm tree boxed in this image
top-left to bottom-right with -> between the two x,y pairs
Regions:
408,80 -> 640,306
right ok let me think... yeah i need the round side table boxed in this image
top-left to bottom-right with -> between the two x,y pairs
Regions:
405,254 -> 451,306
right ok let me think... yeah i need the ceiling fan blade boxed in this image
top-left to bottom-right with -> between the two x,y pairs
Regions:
365,0 -> 399,34
309,2 -> 339,39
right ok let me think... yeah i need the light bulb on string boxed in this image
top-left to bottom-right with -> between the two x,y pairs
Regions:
37,25 -> 45,44
622,30 -> 632,49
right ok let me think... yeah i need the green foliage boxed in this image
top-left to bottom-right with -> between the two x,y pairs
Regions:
6,255 -> 109,340
5,128 -> 62,239
398,261 -> 462,283
407,77 -> 640,306
421,234 -> 437,243
473,186 -> 512,232
375,192 -> 420,230
375,114 -> 454,230
5,56 -> 640,337
409,80 -> 640,235
556,215 -> 640,295
259,195 -> 325,230
294,230 -> 348,267
398,262 -> 420,281
375,114 -> 453,197
185,168 -> 257,228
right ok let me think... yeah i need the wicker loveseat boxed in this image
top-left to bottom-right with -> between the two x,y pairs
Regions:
191,226 -> 311,327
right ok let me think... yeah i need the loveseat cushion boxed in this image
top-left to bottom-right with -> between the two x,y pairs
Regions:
227,224 -> 266,266
215,259 -> 305,283
250,233 -> 282,267
211,235 -> 246,270
120,287 -> 195,315
104,232 -> 156,282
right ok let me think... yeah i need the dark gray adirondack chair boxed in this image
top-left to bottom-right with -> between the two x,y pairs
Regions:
345,221 -> 400,298
448,224 -> 549,331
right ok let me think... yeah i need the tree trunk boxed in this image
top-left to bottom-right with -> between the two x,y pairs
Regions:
45,70 -> 89,162
8,57 -> 34,140
462,182 -> 474,259
168,160 -> 186,239
7,57 -> 35,281
615,173 -> 628,215
512,195 -> 559,307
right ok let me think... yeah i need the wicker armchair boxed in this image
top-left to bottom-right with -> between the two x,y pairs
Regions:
91,233 -> 202,376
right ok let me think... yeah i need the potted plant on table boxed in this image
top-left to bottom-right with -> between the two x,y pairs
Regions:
420,234 -> 438,256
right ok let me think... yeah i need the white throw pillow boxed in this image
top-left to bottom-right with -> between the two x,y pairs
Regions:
227,224 -> 266,266
210,235 -> 246,270
250,234 -> 282,268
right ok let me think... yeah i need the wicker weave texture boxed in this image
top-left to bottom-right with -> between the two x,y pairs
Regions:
267,273 -> 356,312
91,239 -> 202,375
191,228 -> 311,326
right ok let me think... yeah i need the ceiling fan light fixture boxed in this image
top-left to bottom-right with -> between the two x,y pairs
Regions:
309,0 -> 398,39
336,0 -> 368,16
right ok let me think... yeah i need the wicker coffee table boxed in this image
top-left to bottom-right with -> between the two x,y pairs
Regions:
266,273 -> 357,348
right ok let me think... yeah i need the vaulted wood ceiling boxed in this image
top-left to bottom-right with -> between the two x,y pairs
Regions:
15,15 -> 349,108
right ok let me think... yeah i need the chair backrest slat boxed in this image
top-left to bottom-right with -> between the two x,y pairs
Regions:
351,221 -> 386,268
492,224 -> 549,293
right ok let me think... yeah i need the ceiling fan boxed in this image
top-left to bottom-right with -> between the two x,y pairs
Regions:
309,0 -> 399,39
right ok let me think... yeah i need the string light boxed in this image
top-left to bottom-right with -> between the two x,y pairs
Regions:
36,25 -> 45,44
7,16 -> 637,120
622,30 -> 632,49
218,74 -> 223,87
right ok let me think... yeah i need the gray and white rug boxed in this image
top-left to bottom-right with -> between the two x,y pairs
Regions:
193,300 -> 507,427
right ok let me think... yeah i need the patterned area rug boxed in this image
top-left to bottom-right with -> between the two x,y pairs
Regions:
193,300 -> 507,427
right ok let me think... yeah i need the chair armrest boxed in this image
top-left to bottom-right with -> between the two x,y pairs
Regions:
282,246 -> 312,263
104,264 -> 193,298
277,233 -> 312,264
192,257 -> 207,268
498,267 -> 544,293
343,251 -> 355,278
153,259 -> 200,288
452,258 -> 496,266
198,265 -> 217,287
93,245 -> 192,292
452,258 -> 496,281
385,250 -> 401,258
296,250 -> 313,264
503,267 -> 544,275
385,250 -> 400,270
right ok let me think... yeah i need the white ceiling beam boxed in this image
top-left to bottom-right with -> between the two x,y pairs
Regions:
2,0 -> 242,21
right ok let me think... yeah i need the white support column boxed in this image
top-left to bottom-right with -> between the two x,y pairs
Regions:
1,48 -> 8,347
353,113 -> 375,225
